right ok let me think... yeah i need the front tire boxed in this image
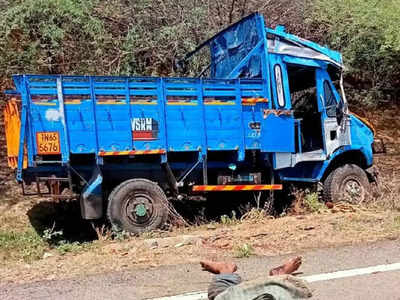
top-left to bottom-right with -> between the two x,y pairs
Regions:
107,179 -> 169,234
323,164 -> 370,204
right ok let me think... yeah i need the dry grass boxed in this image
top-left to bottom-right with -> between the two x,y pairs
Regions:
368,160 -> 400,211
1,107 -> 400,284
1,202 -> 399,284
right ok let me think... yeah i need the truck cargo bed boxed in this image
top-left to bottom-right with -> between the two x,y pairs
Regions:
13,75 -> 294,172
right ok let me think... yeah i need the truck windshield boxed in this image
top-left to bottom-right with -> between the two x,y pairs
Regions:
209,16 -> 263,78
176,14 -> 264,79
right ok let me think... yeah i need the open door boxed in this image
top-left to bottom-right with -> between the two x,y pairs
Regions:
316,69 -> 350,156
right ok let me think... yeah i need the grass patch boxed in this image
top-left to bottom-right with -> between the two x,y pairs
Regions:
0,226 -> 96,262
304,192 -> 325,213
234,243 -> 254,258
0,230 -> 47,262
290,189 -> 325,214
220,211 -> 239,226
393,216 -> 400,229
56,241 -> 91,255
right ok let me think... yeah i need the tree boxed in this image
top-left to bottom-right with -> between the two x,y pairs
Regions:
311,0 -> 400,105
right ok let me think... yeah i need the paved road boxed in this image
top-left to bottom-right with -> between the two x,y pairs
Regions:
1,239 -> 400,299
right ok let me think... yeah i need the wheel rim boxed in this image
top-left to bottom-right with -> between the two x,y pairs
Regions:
340,177 -> 365,203
123,191 -> 157,227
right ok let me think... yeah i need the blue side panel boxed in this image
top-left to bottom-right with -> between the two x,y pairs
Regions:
61,76 -> 96,154
130,77 -> 165,151
242,103 -> 264,149
261,114 -> 295,152
96,103 -> 131,152
165,78 -> 202,151
65,100 -> 96,153
349,115 -> 374,157
203,80 -> 243,151
94,78 -> 131,152
27,76 -> 69,160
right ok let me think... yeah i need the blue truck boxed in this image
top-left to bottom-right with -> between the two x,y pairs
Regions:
4,13 -> 376,233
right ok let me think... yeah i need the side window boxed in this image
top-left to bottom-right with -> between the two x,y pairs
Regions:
323,81 -> 336,117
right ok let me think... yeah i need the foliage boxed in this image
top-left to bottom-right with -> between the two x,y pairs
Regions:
110,225 -> 131,240
42,224 -> 64,243
234,243 -> 254,258
0,0 -> 310,87
0,0 -> 107,78
310,0 -> 400,105
220,211 -> 239,225
304,192 -> 324,213
56,240 -> 89,255
290,189 -> 324,214
0,0 -> 398,104
0,230 -> 47,262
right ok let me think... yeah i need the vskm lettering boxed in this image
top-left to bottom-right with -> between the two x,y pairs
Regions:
132,118 -> 153,131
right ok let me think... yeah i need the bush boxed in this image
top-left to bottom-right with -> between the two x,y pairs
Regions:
0,0 -> 312,86
0,0 -> 107,78
1,0 -> 397,105
310,0 -> 400,105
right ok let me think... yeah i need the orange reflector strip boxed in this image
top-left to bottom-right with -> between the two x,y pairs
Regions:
99,149 -> 166,156
241,98 -> 268,104
192,184 -> 282,192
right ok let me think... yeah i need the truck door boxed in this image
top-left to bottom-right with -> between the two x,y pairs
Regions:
261,56 -> 295,154
316,69 -> 350,156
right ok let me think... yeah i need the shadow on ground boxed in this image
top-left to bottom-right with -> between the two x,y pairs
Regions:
27,200 -> 98,243
25,186 -> 302,242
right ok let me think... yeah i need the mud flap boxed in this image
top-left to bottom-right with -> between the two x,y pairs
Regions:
80,167 -> 103,219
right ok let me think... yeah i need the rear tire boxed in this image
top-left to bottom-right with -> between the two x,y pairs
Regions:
107,179 -> 169,234
323,164 -> 370,204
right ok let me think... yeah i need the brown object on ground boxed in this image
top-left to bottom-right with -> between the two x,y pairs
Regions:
326,202 -> 334,209
269,256 -> 302,276
200,260 -> 237,274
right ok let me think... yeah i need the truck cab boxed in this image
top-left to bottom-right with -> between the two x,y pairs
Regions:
183,13 -> 375,201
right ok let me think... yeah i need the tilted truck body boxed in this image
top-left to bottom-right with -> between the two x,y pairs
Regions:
4,13 -> 376,233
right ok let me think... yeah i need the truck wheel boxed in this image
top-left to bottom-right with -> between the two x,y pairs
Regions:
323,164 -> 370,204
107,179 -> 168,234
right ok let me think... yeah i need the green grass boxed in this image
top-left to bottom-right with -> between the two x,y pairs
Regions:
220,211 -> 239,226
0,229 -> 47,262
304,192 -> 325,213
233,243 -> 254,258
55,241 -> 91,255
0,227 -> 95,262
393,216 -> 400,229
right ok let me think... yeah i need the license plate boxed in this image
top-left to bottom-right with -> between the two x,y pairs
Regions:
36,132 -> 61,155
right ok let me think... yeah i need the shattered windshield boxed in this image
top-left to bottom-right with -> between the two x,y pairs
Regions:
178,13 -> 265,79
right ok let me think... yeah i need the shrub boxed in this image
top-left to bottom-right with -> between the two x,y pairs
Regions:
310,0 -> 400,105
0,0 -> 107,78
